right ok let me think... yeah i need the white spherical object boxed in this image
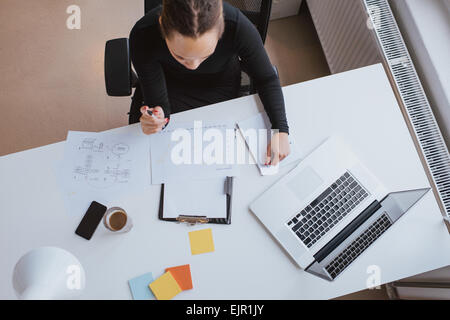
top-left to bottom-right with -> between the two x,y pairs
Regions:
12,247 -> 86,300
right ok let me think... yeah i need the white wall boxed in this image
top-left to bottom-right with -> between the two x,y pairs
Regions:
270,0 -> 303,20
389,0 -> 450,147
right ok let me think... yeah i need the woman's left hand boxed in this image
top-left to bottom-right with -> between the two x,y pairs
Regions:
265,132 -> 291,166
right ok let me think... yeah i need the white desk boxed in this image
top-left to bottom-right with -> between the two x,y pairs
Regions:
1,64 -> 449,299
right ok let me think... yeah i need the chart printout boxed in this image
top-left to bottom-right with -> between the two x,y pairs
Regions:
59,127 -> 150,215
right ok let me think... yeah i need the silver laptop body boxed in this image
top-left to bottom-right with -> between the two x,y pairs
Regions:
250,136 -> 428,281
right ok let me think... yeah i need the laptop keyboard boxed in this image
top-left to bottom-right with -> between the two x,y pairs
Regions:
286,172 -> 369,248
325,213 -> 392,279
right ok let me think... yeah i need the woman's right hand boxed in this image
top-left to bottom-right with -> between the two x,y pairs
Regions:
139,106 -> 168,135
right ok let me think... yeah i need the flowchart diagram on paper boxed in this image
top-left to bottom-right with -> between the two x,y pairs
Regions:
71,137 -> 132,188
58,128 -> 150,216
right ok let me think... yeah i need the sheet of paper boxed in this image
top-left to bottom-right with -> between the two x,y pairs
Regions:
128,272 -> 154,300
165,264 -> 193,291
150,119 -> 238,184
58,126 -> 150,216
237,112 -> 302,175
163,177 -> 227,219
188,228 -> 215,255
149,271 -> 182,300
56,184 -> 111,218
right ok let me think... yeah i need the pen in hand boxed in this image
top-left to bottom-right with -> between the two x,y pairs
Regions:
141,106 -> 169,133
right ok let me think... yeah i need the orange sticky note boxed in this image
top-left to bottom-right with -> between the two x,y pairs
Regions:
165,264 -> 193,291
149,271 -> 182,300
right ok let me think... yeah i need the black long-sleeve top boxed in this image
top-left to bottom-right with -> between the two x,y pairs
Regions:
129,2 -> 289,134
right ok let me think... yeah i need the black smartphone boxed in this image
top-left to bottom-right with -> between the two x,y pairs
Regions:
75,201 -> 107,240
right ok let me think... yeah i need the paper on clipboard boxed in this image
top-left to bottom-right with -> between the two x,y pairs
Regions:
237,112 -> 301,175
162,177 -> 227,219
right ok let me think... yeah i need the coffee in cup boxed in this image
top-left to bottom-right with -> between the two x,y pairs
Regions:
104,207 -> 133,233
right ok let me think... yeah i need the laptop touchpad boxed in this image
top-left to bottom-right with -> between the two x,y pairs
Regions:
287,166 -> 323,202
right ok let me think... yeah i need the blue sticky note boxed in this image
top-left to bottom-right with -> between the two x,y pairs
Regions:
128,272 -> 154,300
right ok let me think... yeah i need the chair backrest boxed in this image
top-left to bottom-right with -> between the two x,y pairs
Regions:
144,0 -> 272,44
225,0 -> 272,43
144,0 -> 162,14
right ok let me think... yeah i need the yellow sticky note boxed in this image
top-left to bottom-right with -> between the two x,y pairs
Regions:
149,271 -> 182,300
188,228 -> 215,255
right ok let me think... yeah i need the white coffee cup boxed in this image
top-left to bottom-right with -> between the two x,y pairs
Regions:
103,207 -> 133,233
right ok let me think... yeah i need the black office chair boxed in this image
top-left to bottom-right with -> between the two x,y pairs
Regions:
104,0 -> 274,120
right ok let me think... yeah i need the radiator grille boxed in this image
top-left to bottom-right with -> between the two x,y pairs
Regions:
363,0 -> 450,217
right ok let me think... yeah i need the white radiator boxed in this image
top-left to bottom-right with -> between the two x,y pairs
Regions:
306,0 -> 450,226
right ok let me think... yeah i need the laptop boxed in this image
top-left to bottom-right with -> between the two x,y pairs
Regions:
249,136 -> 429,281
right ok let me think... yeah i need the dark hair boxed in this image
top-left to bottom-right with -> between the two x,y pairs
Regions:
160,0 -> 224,39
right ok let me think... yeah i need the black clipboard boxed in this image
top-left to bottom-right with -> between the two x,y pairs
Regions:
158,176 -> 233,225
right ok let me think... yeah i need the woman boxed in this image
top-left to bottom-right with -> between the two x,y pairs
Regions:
129,0 -> 290,165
